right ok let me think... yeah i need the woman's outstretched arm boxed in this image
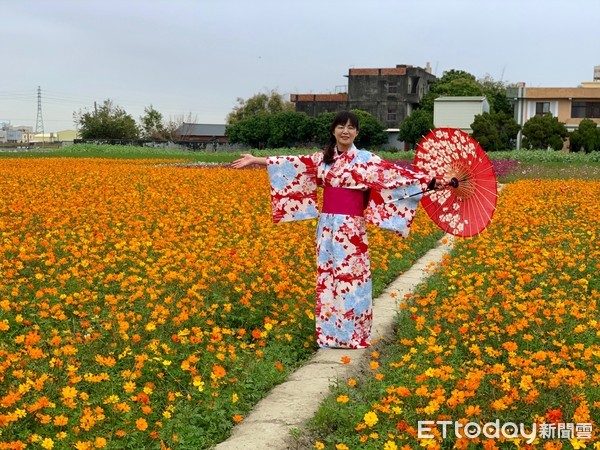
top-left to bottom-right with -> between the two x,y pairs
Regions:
231,154 -> 267,169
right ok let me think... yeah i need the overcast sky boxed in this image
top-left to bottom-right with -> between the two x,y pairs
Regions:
1,0 -> 598,132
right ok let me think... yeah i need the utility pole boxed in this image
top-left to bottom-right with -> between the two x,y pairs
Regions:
35,86 -> 44,145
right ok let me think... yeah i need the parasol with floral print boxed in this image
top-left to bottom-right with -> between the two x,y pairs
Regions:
414,128 -> 498,237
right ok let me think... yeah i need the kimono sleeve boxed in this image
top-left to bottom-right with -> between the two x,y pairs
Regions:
266,154 -> 319,223
361,155 -> 430,238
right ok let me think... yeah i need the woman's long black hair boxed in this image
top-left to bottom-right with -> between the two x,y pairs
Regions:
323,111 -> 360,165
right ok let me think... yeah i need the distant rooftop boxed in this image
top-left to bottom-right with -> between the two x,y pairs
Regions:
176,123 -> 226,136
434,96 -> 488,102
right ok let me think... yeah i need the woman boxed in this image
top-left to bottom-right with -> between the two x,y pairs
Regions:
232,111 -> 437,349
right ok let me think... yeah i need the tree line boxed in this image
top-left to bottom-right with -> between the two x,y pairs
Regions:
74,72 -> 600,152
224,74 -> 599,152
74,100 -> 192,141
225,91 -> 389,149
398,69 -> 599,152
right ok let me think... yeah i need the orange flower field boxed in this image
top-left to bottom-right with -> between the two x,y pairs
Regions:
312,179 -> 600,449
0,158 -> 443,449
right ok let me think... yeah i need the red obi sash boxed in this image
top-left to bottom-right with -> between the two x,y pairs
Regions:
322,186 -> 369,217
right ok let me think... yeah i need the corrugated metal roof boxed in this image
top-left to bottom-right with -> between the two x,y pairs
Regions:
176,123 -> 226,136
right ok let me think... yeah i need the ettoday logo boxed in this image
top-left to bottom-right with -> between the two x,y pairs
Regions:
418,420 -> 593,444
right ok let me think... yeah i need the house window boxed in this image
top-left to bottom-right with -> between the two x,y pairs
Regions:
388,83 -> 397,94
388,105 -> 397,122
535,102 -> 550,115
572,101 -> 600,118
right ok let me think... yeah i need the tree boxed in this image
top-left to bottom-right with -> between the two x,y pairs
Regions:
312,112 -> 337,144
420,70 -> 484,112
351,109 -> 389,148
75,99 -> 139,140
225,109 -> 387,149
226,90 -> 294,124
267,111 -> 313,148
162,112 -> 199,141
225,114 -> 272,148
471,112 -> 520,151
569,118 -> 600,153
478,74 -> 513,114
398,109 -> 434,149
419,70 -> 512,115
139,105 -> 165,140
521,113 -> 568,150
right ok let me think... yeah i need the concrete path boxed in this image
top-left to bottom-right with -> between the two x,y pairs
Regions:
215,234 -> 455,450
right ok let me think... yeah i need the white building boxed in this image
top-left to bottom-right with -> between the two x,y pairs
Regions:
433,96 -> 490,133
0,123 -> 33,144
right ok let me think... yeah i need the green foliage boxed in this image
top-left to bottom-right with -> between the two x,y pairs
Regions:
350,109 -> 389,148
139,105 -> 165,140
312,112 -> 337,144
75,99 -> 140,140
419,70 -> 511,115
569,118 -> 600,153
398,109 -> 434,148
471,111 -> 520,151
420,70 -> 484,112
522,113 -> 569,150
435,69 -> 478,84
225,109 -> 387,149
267,111 -> 314,148
478,74 -> 513,114
226,90 -> 294,124
225,113 -> 272,148
491,149 -> 600,162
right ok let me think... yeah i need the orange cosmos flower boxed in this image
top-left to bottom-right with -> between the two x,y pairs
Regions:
53,415 -> 69,426
251,329 -> 262,339
136,417 -> 148,431
502,341 -> 518,352
464,405 -> 481,417
212,364 -> 226,379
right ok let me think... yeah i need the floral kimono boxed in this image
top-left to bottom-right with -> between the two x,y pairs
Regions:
266,145 -> 429,348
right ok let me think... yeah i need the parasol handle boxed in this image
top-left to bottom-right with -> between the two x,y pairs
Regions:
406,177 -> 460,198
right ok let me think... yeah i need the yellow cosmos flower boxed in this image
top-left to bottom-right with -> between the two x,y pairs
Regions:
363,411 -> 378,427
384,441 -> 398,450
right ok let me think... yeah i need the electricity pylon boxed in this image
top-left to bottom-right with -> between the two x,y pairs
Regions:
35,86 -> 44,135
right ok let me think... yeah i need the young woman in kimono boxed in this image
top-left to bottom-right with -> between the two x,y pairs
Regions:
232,111 -> 438,349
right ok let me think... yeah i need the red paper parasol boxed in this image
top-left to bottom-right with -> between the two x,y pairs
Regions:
414,128 -> 498,237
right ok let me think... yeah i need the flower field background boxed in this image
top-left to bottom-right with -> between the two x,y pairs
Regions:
0,158 -> 443,449
308,179 -> 600,449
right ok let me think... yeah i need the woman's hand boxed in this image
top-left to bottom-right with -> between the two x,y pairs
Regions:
427,178 -> 445,191
231,154 -> 267,169
231,154 -> 256,169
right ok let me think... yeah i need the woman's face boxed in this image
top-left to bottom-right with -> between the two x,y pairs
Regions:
333,120 -> 359,150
